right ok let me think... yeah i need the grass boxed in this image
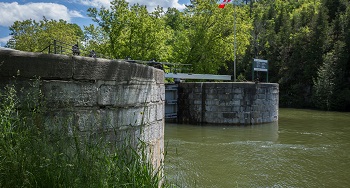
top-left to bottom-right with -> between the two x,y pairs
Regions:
0,83 -> 165,188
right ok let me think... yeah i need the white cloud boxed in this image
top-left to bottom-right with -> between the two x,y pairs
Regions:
0,35 -> 11,47
128,0 -> 186,11
78,0 -> 186,11
69,10 -> 85,18
79,0 -> 110,8
0,2 -> 84,27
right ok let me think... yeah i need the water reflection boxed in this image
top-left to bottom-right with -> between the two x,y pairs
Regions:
165,109 -> 350,188
166,121 -> 279,144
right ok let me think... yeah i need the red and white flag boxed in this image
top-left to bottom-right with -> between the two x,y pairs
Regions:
218,0 -> 231,9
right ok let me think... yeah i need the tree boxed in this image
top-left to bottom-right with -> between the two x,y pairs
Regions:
83,24 -> 110,58
164,8 -> 190,65
242,0 -> 327,108
87,0 -> 172,61
179,0 -> 252,74
6,18 -> 83,53
314,49 -> 337,110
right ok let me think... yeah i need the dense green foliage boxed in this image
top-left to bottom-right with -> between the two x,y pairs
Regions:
0,84 -> 164,187
85,0 -> 252,73
5,0 -> 350,111
6,18 -> 83,53
240,0 -> 350,111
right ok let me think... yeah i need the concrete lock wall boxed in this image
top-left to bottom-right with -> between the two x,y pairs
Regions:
0,48 -> 165,168
177,82 -> 279,125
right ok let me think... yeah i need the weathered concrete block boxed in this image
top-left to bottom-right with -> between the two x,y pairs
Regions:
206,94 -> 216,99
97,83 -> 158,107
103,107 -> 149,127
223,112 -> 237,119
178,82 -> 279,125
156,102 -> 164,121
194,100 -> 202,105
0,49 -> 165,170
42,80 -> 97,107
184,83 -> 195,89
153,69 -> 164,84
258,88 -> 266,94
159,84 -> 165,101
72,57 -> 160,84
207,89 -> 217,95
233,88 -> 242,93
0,49 -> 73,79
233,100 -> 241,106
258,94 -> 266,99
234,94 -> 243,100
192,93 -> 202,99
232,106 -> 240,112
192,104 -> 202,112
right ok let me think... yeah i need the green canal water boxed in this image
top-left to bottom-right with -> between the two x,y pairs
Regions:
164,108 -> 350,187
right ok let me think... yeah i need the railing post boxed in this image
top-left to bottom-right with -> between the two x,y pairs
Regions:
54,40 -> 57,54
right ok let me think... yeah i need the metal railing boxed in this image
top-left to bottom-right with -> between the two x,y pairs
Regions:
125,59 -> 192,73
40,39 -> 109,58
40,39 -> 76,55
40,39 -> 193,73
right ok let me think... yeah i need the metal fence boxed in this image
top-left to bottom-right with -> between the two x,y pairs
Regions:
40,39 -> 109,58
40,39 -> 193,73
125,59 -> 192,73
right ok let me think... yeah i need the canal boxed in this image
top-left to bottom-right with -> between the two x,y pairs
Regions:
164,108 -> 350,187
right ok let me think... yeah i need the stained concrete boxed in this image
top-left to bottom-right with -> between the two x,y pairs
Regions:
0,48 -> 165,168
177,82 -> 279,125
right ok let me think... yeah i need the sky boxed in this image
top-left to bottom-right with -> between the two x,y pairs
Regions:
0,0 -> 191,47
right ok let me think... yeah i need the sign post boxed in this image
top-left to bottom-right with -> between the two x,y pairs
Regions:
252,58 -> 268,82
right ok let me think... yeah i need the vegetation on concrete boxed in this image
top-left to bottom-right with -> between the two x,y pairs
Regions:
4,0 -> 350,111
0,84 -> 165,188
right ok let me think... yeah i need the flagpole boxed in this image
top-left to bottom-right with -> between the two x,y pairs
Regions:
233,0 -> 237,82
219,0 -> 238,82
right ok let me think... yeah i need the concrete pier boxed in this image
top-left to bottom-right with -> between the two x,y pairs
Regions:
177,82 -> 279,125
0,48 -> 165,168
